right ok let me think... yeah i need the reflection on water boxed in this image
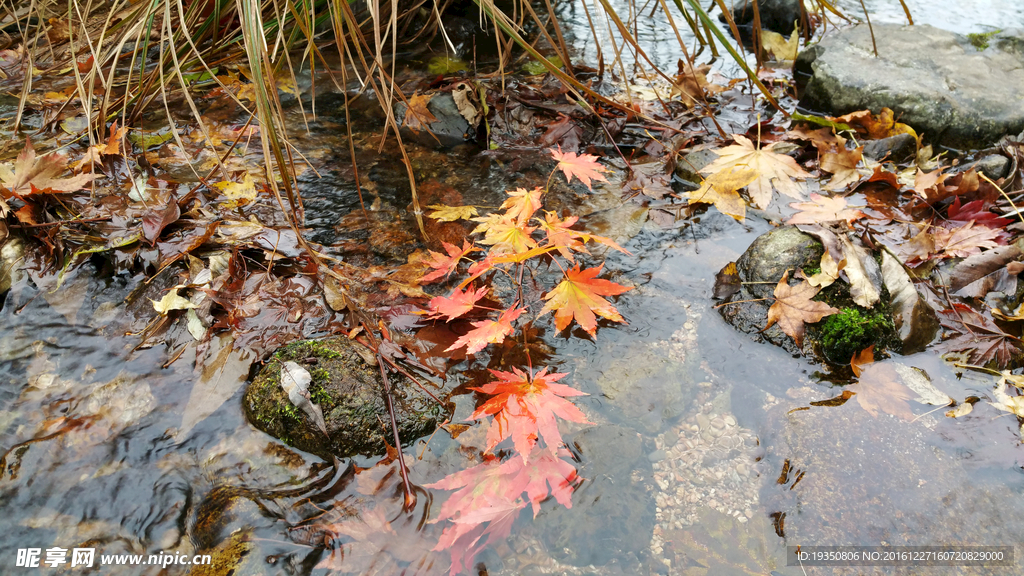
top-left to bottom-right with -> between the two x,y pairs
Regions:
4,4 -> 1024,571
559,0 -> 1024,73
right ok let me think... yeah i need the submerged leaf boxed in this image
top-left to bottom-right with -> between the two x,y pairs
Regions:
550,147 -> 608,189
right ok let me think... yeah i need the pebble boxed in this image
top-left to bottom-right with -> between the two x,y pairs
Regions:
648,449 -> 667,463
724,415 -> 737,427
696,413 -> 710,430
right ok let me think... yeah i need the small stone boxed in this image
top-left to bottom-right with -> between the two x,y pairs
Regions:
710,427 -> 724,438
648,449 -> 668,463
708,499 -> 719,509
696,413 -> 710,430
744,508 -> 754,519
710,417 -> 725,429
724,415 -> 737,427
738,516 -> 748,524
736,463 -> 749,477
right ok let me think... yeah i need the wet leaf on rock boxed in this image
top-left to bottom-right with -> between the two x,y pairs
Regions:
764,270 -> 840,346
786,193 -> 865,225
713,262 -> 741,300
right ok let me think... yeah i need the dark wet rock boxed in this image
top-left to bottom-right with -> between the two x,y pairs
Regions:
957,154 -> 1012,180
536,425 -> 655,567
736,226 -> 823,301
720,227 -> 822,356
861,133 -> 917,162
187,530 -> 267,576
761,386 -> 1024,550
594,347 -> 699,435
395,92 -> 477,147
191,486 -> 268,551
674,147 -> 719,185
720,226 -> 913,362
244,337 -> 445,459
796,24 -> 1024,149
720,0 -> 803,36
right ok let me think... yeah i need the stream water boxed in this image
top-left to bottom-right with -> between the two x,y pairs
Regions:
2,2 -> 1024,575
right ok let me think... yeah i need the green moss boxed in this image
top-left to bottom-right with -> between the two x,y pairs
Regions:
817,307 -> 896,364
968,30 -> 1001,50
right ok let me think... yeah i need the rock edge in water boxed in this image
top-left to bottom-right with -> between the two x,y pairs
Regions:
796,24 -> 1024,149
244,337 -> 444,458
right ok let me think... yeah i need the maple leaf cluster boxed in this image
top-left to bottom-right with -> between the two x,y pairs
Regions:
418,148 -> 629,574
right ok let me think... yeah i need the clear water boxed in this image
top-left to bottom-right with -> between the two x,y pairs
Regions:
561,0 -> 1024,73
3,2 -> 1024,575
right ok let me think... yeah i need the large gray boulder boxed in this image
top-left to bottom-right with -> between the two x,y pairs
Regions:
796,24 -> 1024,149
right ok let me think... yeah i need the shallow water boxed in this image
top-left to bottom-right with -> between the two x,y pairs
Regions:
561,0 -> 1024,72
3,4 -> 1024,575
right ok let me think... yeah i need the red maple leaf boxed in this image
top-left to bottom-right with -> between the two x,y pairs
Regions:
421,240 -> 480,283
423,285 -> 489,321
550,146 -> 608,189
947,197 -> 1012,228
937,303 -> 1021,367
471,367 -> 590,459
540,264 -> 632,336
446,306 -> 525,354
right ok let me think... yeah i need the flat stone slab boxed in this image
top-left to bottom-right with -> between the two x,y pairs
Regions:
796,24 -> 1024,149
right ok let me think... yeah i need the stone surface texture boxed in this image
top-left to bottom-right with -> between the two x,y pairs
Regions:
797,24 -> 1024,149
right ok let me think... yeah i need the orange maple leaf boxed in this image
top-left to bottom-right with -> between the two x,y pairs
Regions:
550,146 -> 608,189
540,264 -> 632,336
471,366 -> 590,460
423,285 -> 489,321
404,92 -> 438,132
421,240 -> 480,283
447,306 -> 525,354
500,187 -> 543,224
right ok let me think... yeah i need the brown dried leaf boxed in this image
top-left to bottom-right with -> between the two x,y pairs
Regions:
765,270 -> 840,346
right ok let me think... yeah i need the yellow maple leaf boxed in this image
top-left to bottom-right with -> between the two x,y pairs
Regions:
213,174 -> 258,205
701,135 -> 810,209
687,167 -> 757,221
427,204 -> 479,222
762,27 -> 799,61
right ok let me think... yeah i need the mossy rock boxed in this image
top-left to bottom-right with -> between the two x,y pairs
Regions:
244,337 -> 445,458
720,225 -> 901,363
